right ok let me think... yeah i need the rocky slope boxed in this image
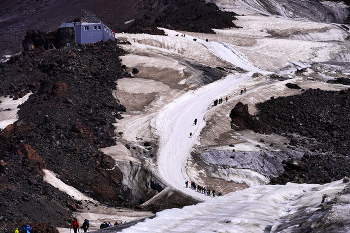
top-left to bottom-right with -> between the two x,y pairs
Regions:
0,39 -> 133,232
0,29 -> 208,232
230,85 -> 350,185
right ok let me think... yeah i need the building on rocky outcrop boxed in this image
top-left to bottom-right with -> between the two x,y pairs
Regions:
58,9 -> 115,47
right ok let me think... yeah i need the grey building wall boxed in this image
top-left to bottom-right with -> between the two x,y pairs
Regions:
75,23 -> 114,44
75,24 -> 82,44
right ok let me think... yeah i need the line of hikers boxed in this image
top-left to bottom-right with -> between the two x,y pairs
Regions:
100,221 -> 127,229
185,181 -> 222,197
213,88 -> 248,106
213,96 -> 228,106
71,218 -> 128,231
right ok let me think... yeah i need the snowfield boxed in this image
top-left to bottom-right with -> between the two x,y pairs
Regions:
154,73 -> 250,201
114,6 -> 350,233
121,180 -> 347,233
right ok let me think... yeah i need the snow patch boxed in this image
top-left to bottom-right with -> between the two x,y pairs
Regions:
43,169 -> 94,201
0,93 -> 31,129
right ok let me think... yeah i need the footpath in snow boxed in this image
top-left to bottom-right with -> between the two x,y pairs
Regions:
154,73 -> 250,200
153,30 -> 264,200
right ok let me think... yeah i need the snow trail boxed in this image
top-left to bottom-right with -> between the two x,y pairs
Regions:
154,73 -> 250,200
152,29 -> 267,200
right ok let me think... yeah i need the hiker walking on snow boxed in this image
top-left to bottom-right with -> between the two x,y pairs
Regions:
226,96 -> 228,102
82,219 -> 89,232
194,119 -> 197,125
72,218 -> 79,233
185,181 -> 188,188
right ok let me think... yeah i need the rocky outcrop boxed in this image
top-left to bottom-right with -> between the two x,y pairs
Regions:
326,77 -> 350,85
250,88 -> 350,184
229,102 -> 268,133
285,83 -> 301,89
256,88 -> 350,156
125,18 -> 165,35
228,88 -> 350,185
22,30 -> 47,51
153,0 -> 238,34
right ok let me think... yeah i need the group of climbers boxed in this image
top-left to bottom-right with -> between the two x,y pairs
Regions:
71,218 -> 89,232
185,181 -> 222,197
14,225 -> 32,233
214,96 -> 228,106
213,88 -> 248,106
70,218 -> 128,231
100,221 -> 126,229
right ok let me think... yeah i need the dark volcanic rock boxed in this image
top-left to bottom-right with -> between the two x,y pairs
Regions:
125,18 -> 165,35
254,88 -> 350,184
285,83 -> 301,89
139,188 -> 199,213
327,77 -> 350,85
229,102 -> 268,133
22,30 -> 47,51
125,0 -> 238,34
153,0 -> 238,34
0,40 -> 136,231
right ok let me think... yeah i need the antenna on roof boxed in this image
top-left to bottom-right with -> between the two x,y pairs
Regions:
81,9 -> 101,23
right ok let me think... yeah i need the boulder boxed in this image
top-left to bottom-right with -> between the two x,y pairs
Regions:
229,102 -> 266,132
286,83 -> 301,89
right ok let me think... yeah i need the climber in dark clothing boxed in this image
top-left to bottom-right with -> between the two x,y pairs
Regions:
194,119 -> 197,125
82,219 -> 89,232
185,181 -> 189,188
